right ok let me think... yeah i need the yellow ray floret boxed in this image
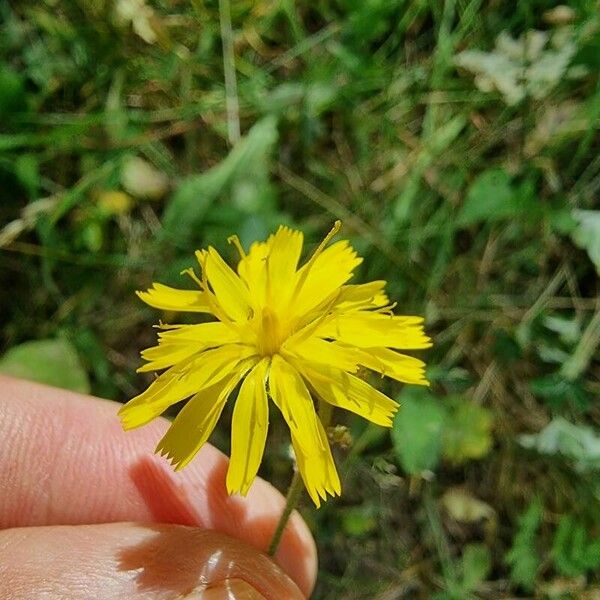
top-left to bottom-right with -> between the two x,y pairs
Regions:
119,222 -> 431,507
226,359 -> 270,495
137,283 -> 211,313
156,360 -> 254,471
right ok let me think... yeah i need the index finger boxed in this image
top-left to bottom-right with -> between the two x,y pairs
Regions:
0,376 -> 316,597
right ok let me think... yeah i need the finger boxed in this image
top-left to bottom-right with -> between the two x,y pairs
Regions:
0,377 -> 316,596
0,522 -> 304,600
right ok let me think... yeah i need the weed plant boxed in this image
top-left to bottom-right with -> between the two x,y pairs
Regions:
1,1 -> 599,597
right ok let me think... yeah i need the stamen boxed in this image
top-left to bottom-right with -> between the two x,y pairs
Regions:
194,249 -> 207,271
181,267 -> 203,288
194,249 -> 233,325
293,220 -> 342,298
374,302 -> 397,315
305,220 -> 342,271
154,322 -> 182,330
227,234 -> 246,259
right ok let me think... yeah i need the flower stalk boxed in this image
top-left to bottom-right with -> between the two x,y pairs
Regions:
267,469 -> 304,557
268,399 -> 334,556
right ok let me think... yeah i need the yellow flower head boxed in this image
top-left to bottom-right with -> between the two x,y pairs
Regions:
119,222 -> 431,506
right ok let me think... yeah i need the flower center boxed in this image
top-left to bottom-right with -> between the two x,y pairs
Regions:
257,307 -> 286,356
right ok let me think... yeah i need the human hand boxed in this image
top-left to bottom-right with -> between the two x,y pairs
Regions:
0,376 -> 316,599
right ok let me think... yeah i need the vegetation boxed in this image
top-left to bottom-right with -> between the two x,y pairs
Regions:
1,1 -> 599,597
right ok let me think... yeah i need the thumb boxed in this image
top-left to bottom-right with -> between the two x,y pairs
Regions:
0,522 -> 305,599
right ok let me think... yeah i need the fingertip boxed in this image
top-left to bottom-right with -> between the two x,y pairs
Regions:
0,377 -> 318,596
0,523 -> 306,600
177,453 -> 317,596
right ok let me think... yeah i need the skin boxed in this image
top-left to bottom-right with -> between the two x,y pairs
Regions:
0,376 -> 317,599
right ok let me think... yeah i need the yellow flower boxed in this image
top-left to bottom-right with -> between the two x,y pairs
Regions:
119,222 -> 431,506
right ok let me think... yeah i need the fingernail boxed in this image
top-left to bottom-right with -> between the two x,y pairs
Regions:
184,578 -> 267,599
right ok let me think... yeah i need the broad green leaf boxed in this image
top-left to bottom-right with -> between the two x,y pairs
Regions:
547,206 -> 577,235
391,388 -> 446,475
571,209 -> 600,273
340,504 -> 378,538
162,116 -> 278,246
492,330 -> 522,365
458,169 -> 518,226
0,338 -> 90,393
528,374 -> 589,410
442,398 -> 493,464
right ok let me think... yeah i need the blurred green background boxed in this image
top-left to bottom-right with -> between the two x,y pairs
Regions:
1,1 -> 599,598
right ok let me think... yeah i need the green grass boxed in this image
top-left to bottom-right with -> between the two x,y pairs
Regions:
1,0 -> 600,597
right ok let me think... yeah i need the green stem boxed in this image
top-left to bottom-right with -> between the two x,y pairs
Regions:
268,400 -> 334,557
267,469 -> 303,556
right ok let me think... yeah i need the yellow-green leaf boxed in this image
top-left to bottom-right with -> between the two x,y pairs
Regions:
442,398 -> 493,464
0,338 -> 90,393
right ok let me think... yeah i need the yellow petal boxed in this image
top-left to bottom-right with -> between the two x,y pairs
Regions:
291,419 -> 341,508
226,358 -> 270,495
265,226 -> 303,306
334,281 -> 389,310
283,337 -> 359,373
118,345 -> 256,429
138,322 -> 240,372
137,283 -> 211,313
268,355 -> 322,457
292,240 -> 362,319
317,312 -> 432,350
268,355 -> 341,506
236,227 -> 303,313
156,363 -> 251,470
237,241 -> 270,309
356,346 -> 429,385
203,247 -> 252,322
294,360 -> 399,427
156,322 -> 239,344
138,343 -> 203,373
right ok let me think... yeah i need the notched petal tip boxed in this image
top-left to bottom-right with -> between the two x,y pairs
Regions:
156,440 -> 186,471
225,480 -> 252,498
307,479 -> 342,509
118,409 -> 144,431
136,289 -> 153,306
